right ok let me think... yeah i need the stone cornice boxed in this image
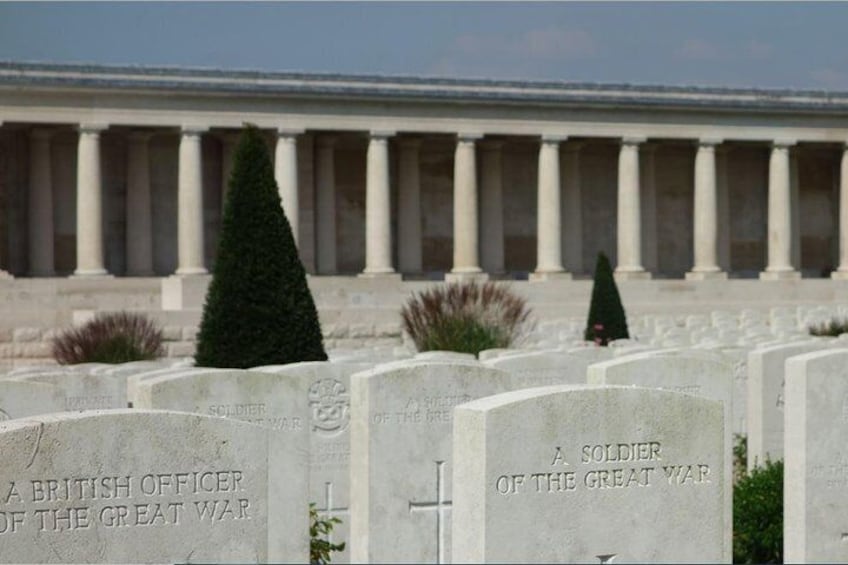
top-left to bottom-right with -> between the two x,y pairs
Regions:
4,60 -> 848,116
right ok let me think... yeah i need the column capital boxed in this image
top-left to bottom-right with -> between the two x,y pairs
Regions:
180,125 -> 208,136
456,132 -> 483,143
276,127 -> 304,138
78,123 -> 108,134
562,141 -> 584,154
772,138 -> 796,149
398,136 -> 423,150
621,136 -> 647,146
369,130 -> 395,140
696,137 -> 723,148
316,135 -> 338,148
29,128 -> 54,140
127,130 -> 154,144
541,134 -> 568,144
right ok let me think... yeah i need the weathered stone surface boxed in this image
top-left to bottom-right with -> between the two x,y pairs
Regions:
483,350 -> 593,388
349,362 -> 511,563
452,385 -> 728,563
785,349 -> 848,563
253,361 -> 372,564
0,379 -> 65,420
13,371 -> 126,411
0,409 -> 304,563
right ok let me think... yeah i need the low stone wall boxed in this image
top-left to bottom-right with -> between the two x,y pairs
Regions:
1,276 -> 847,370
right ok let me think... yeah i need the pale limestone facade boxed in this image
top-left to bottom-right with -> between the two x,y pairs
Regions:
3,62 -> 848,365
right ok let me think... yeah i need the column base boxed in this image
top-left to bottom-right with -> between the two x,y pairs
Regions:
831,270 -> 848,280
685,270 -> 728,281
529,270 -> 573,282
162,273 -> 212,310
613,269 -> 652,281
71,269 -> 112,278
358,270 -> 402,280
0,270 -> 13,279
175,267 -> 209,276
445,271 -> 489,284
759,270 -> 800,281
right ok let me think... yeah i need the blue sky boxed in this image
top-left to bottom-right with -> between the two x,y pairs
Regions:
0,2 -> 846,90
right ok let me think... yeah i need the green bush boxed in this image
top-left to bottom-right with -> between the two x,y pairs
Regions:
584,252 -> 629,345
401,281 -> 532,356
310,503 -> 345,564
808,317 -> 848,337
195,125 -> 326,368
733,459 -> 783,564
52,312 -> 164,364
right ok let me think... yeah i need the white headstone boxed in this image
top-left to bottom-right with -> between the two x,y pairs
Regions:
0,409 -> 305,563
452,385 -> 729,563
747,340 -> 827,471
0,380 -> 66,420
414,351 -> 477,362
785,349 -> 848,563
253,361 -> 372,563
349,362 -> 511,563
586,350 -> 734,530
13,372 -> 126,411
483,351 -> 592,388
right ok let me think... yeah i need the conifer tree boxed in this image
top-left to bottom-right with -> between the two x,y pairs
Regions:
195,126 -> 327,367
584,252 -> 629,345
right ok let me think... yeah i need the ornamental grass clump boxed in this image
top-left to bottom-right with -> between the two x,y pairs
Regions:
808,317 -> 848,337
401,281 -> 532,356
52,312 -> 164,364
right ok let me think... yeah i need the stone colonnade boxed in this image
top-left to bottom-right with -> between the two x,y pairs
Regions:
6,123 -> 848,281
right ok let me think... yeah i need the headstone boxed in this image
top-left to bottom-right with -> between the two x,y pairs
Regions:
586,350 -> 734,530
253,361 -> 372,564
414,351 -> 477,362
13,372 -> 126,411
483,351 -> 592,388
452,385 -> 728,563
747,340 -> 827,471
0,409 -> 305,563
785,349 -> 848,563
349,362 -> 511,563
0,379 -> 66,421
126,367 -> 225,407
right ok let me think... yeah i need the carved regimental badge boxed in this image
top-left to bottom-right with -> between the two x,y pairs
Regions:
308,379 -> 350,437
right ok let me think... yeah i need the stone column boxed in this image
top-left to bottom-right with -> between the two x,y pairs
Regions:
398,138 -> 423,274
479,140 -> 504,276
275,128 -> 302,246
790,148 -> 802,273
761,140 -> 800,279
28,128 -> 54,276
74,123 -> 109,277
315,136 -> 337,275
532,135 -> 570,280
219,132 -> 239,212
175,126 -> 208,276
687,138 -> 726,280
832,143 -> 848,279
361,130 -> 398,277
615,136 -> 650,280
125,131 -> 154,276
447,133 -> 486,282
716,147 -> 731,272
640,144 -> 658,275
562,143 -> 583,275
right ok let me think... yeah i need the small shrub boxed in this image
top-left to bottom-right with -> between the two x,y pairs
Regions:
584,252 -> 629,345
52,312 -> 164,364
733,434 -> 748,484
310,503 -> 345,564
401,281 -> 532,356
808,317 -> 848,337
733,458 -> 783,564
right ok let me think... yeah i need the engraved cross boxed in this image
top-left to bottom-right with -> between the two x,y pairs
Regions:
409,460 -> 452,564
315,481 -> 349,547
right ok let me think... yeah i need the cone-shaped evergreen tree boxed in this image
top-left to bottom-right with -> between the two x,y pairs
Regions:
584,252 -> 629,345
195,126 -> 327,367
